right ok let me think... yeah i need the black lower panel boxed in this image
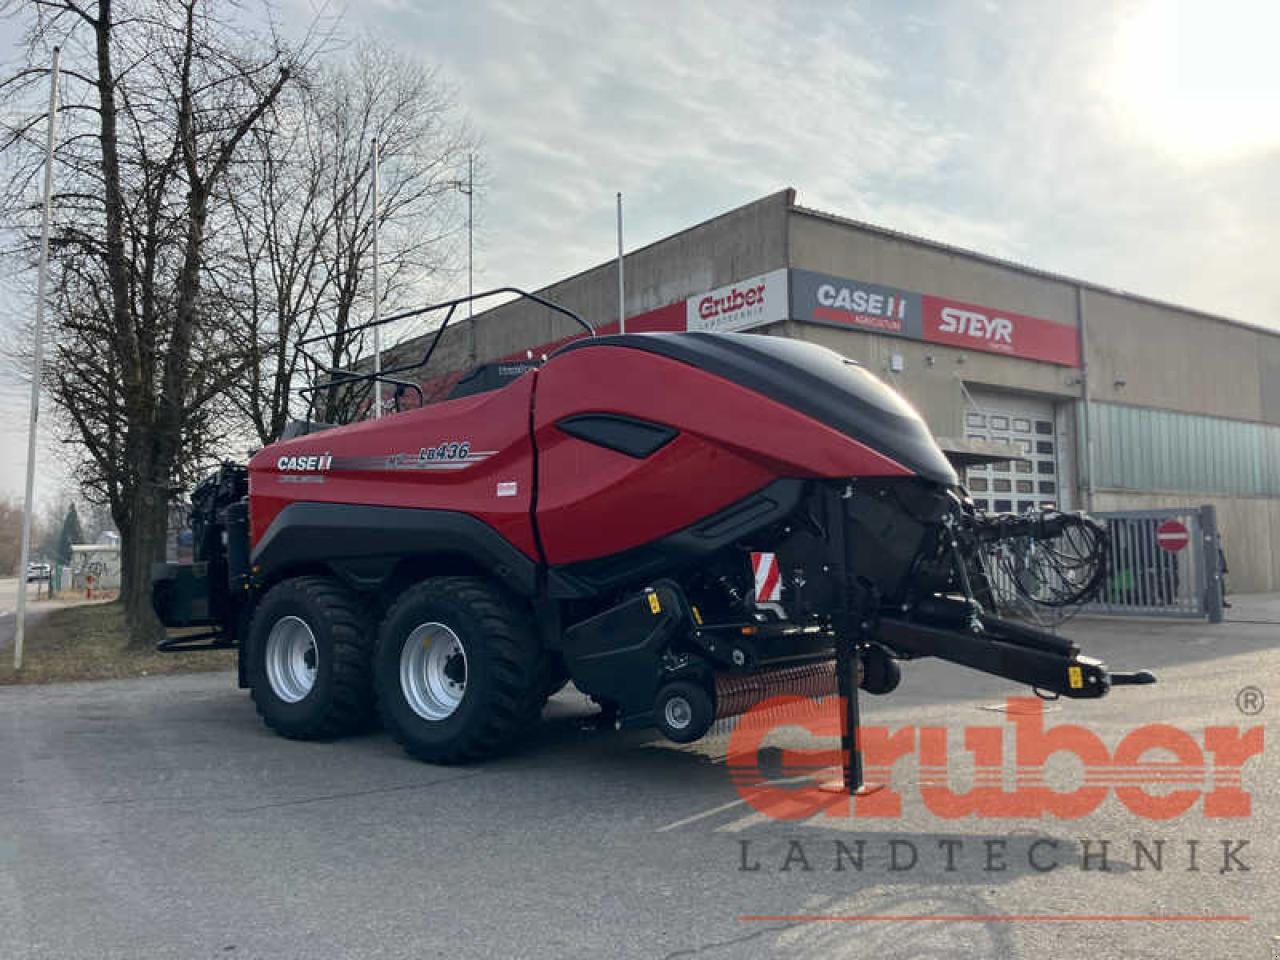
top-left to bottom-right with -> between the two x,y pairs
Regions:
547,478 -> 806,599
252,503 -> 539,597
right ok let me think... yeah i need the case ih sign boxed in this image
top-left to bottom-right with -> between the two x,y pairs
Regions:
791,269 -> 1080,367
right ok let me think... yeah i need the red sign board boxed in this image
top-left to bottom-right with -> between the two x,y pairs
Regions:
922,295 -> 1081,367
1156,518 -> 1191,552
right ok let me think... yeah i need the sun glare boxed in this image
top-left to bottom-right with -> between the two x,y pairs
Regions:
1108,0 -> 1280,161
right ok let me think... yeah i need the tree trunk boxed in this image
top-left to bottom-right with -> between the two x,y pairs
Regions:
119,483 -> 168,647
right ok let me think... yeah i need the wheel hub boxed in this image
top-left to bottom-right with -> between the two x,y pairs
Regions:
264,615 -> 319,704
400,622 -> 468,721
664,696 -> 692,730
443,651 -> 467,685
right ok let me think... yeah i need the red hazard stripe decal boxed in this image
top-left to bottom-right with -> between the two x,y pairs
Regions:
752,551 -> 781,603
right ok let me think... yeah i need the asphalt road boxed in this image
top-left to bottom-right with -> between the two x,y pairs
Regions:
1,608 -> 1276,959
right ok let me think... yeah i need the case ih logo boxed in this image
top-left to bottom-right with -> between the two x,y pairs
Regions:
727,696 -> 1262,821
814,282 -> 911,333
276,453 -> 332,472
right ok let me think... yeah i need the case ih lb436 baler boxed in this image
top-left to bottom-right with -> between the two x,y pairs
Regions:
153,289 -> 1153,787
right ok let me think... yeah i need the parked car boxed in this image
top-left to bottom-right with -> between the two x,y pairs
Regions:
26,562 -> 51,582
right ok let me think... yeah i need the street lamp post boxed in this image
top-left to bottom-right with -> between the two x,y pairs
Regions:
15,47 -> 60,671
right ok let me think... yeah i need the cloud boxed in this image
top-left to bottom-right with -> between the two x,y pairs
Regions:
327,0 -> 1276,329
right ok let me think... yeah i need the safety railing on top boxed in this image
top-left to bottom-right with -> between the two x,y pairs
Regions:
294,287 -> 593,415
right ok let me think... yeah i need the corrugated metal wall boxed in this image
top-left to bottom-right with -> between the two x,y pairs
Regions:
1089,402 -> 1280,497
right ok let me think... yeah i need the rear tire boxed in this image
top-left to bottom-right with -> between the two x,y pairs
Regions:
375,577 -> 542,764
247,576 -> 375,740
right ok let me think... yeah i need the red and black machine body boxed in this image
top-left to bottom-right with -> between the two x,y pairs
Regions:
153,289 -> 1152,777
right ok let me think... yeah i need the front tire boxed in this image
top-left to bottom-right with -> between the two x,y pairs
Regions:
247,576 -> 375,740
375,577 -> 541,764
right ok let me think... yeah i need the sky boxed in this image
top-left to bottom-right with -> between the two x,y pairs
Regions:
1,0 -> 1278,500
318,0 -> 1279,323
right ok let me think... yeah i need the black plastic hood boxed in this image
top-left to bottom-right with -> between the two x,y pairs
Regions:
555,332 -> 958,486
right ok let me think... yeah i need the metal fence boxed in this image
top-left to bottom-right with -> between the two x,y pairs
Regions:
1079,505 -> 1224,621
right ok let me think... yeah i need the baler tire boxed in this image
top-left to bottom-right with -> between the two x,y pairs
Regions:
375,577 -> 541,764
654,680 -> 715,744
247,576 -> 376,741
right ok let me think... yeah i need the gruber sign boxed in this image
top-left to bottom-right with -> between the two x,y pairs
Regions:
686,268 -> 788,333
1156,518 -> 1191,553
791,269 -> 1080,367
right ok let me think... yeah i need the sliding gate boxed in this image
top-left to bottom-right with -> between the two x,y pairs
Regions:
1079,505 -> 1225,622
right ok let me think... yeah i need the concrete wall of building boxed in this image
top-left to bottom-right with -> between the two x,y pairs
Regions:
1082,288 -> 1276,424
1092,490 -> 1280,594
1260,334 -> 1280,424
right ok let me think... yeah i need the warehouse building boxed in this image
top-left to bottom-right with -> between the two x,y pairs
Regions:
384,189 -> 1280,593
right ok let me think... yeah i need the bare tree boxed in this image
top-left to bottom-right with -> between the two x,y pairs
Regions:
217,38 -> 476,440
0,0 -> 298,642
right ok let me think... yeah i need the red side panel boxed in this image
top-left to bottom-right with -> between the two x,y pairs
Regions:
248,374 -> 539,559
533,347 -> 911,565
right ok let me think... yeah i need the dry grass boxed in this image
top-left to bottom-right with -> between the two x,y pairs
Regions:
0,601 -> 235,685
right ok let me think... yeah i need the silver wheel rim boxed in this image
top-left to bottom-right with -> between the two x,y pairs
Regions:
265,615 -> 318,703
400,622 -> 468,721
664,696 -> 692,731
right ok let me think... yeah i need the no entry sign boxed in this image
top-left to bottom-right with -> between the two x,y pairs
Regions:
1156,518 -> 1190,552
